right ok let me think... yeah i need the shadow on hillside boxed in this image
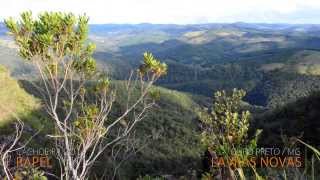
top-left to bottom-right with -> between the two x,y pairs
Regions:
254,91 -> 320,147
18,79 -> 42,98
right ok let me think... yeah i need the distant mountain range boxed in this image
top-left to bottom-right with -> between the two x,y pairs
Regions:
1,23 -> 320,108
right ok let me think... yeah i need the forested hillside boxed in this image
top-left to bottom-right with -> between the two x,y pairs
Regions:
1,69 -> 204,179
2,23 -> 320,107
100,24 -> 320,111
1,21 -> 320,179
254,91 -> 320,147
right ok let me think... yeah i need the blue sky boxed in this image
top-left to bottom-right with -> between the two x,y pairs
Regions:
1,0 -> 320,24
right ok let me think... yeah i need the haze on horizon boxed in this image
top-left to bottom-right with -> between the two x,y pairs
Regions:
1,0 -> 320,24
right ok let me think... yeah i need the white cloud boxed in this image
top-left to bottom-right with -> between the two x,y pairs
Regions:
0,0 -> 320,24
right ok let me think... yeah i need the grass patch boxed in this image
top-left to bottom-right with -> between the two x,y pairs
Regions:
0,65 -> 39,127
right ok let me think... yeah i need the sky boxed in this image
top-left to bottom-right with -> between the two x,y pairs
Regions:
1,0 -> 320,24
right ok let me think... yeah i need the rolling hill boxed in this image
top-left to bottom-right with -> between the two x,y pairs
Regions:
1,22 -> 320,109
95,84 -> 203,178
0,68 -> 205,178
0,65 -> 39,127
254,91 -> 320,147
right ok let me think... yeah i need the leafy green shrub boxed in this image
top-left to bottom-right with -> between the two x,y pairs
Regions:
199,89 -> 261,179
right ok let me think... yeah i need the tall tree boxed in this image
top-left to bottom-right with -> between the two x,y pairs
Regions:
5,11 -> 167,180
